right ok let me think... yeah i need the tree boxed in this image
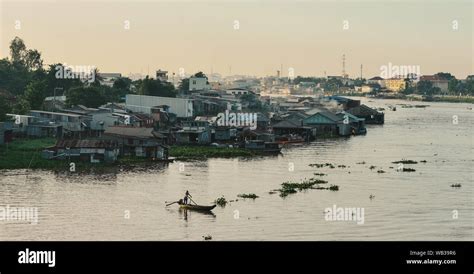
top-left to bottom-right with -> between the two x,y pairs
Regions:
434,72 -> 455,81
0,96 -> 11,121
178,78 -> 190,94
24,49 -> 43,71
416,80 -> 433,95
9,36 -> 27,65
65,86 -> 107,108
193,71 -> 207,79
137,76 -> 176,97
22,80 -> 47,110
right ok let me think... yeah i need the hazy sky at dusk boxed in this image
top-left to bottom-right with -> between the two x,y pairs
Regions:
1,0 -> 472,78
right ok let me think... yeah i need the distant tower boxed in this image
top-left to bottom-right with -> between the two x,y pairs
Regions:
342,54 -> 347,78
277,70 -> 281,78
360,64 -> 363,79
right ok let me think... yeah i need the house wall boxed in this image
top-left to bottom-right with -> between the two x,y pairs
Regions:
126,94 -> 193,118
189,77 -> 210,91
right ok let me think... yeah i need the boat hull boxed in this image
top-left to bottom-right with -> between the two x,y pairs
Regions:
179,204 -> 216,211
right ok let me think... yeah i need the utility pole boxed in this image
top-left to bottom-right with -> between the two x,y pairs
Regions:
342,54 -> 346,78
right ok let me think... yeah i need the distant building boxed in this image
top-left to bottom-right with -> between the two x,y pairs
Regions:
126,94 -> 193,118
156,69 -> 168,82
419,75 -> 449,93
226,88 -> 250,96
98,73 -> 122,87
367,76 -> 386,88
384,78 -> 406,92
189,77 -> 210,91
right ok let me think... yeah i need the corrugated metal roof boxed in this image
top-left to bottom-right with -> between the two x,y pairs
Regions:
55,139 -> 118,148
104,126 -> 155,138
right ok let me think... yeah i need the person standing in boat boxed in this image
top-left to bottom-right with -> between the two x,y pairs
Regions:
183,190 -> 192,205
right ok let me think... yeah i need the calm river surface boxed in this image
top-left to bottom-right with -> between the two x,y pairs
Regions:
0,98 -> 472,240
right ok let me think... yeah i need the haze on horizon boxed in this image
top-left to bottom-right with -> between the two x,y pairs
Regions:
1,0 -> 472,79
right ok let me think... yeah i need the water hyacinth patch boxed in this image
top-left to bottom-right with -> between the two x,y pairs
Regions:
237,193 -> 259,199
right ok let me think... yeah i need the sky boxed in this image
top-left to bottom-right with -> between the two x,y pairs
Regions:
0,0 -> 473,79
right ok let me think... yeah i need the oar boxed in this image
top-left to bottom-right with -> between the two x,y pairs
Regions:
166,201 -> 178,206
188,197 -> 198,206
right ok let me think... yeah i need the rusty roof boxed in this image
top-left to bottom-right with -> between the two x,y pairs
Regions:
55,139 -> 118,149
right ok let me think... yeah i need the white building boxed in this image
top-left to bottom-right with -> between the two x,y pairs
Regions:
98,73 -> 122,87
226,88 -> 250,96
126,94 -> 193,117
189,77 -> 210,91
156,70 -> 168,82
367,76 -> 386,88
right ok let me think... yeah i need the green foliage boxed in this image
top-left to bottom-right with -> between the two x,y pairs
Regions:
237,193 -> 259,199
22,80 -> 48,110
136,76 -> 176,97
214,196 -> 227,207
65,86 -> 108,108
170,146 -> 254,159
0,95 -> 11,121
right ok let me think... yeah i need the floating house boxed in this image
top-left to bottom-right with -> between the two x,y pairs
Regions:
103,127 -> 169,159
47,139 -> 120,163
302,111 -> 343,136
346,104 -> 384,124
336,112 -> 366,136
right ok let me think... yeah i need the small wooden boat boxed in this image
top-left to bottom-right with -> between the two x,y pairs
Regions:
179,203 -> 216,211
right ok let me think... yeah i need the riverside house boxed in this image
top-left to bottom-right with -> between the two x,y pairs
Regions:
302,111 -> 343,137
103,126 -> 169,160
44,139 -> 120,163
175,121 -> 211,145
29,110 -> 91,137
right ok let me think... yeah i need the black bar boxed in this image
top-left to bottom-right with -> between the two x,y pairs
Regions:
0,241 -> 471,273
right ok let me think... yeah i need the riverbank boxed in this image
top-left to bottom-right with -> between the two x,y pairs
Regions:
0,139 -> 259,170
342,94 -> 474,104
169,145 -> 255,160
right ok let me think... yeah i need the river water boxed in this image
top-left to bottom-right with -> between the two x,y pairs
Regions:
0,98 -> 472,240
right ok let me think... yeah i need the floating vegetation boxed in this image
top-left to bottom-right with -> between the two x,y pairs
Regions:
309,163 -> 335,168
328,185 -> 339,191
392,160 -> 418,164
356,161 -> 366,165
377,170 -> 385,173
203,235 -> 212,241
420,160 -> 427,163
277,178 -> 335,197
214,196 -> 227,207
337,165 -> 347,168
400,168 -> 416,172
369,194 -> 375,200
237,193 -> 259,199
268,191 -> 278,195
313,173 -> 326,176
450,184 -> 462,188
369,165 -> 376,170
